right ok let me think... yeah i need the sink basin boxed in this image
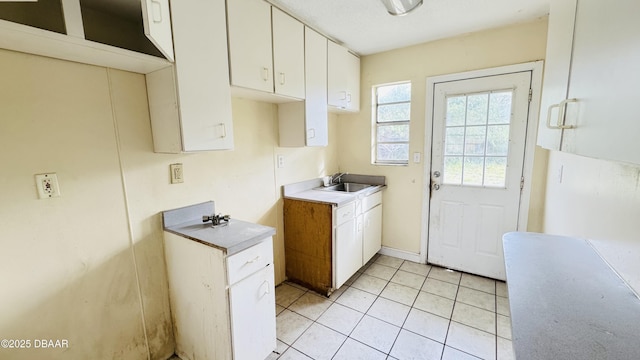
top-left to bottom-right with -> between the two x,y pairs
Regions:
319,182 -> 373,193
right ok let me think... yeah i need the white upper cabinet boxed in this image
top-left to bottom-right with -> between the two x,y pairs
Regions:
0,0 -> 173,74
272,7 -> 305,99
279,27 -> 328,147
328,40 -> 360,112
227,0 -> 305,101
536,0 -> 576,151
146,0 -> 233,153
538,0 -> 640,165
227,0 -> 273,93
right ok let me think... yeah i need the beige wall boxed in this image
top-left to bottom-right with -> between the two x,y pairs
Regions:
337,19 -> 549,254
0,49 -> 337,359
543,151 -> 640,294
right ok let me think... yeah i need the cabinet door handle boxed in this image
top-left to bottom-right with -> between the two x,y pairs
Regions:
151,0 -> 163,23
347,93 -> 352,103
546,98 -> 577,129
261,280 -> 271,296
262,67 -> 270,82
307,128 -> 316,139
279,72 -> 286,85
246,255 -> 261,264
219,123 -> 227,138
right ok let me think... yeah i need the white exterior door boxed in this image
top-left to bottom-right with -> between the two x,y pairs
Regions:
428,71 -> 532,280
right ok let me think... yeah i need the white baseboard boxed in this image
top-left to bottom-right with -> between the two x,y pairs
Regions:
378,246 -> 423,263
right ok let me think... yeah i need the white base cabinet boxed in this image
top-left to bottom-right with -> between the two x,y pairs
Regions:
229,264 -> 276,360
333,191 -> 383,288
164,233 -> 276,360
363,192 -> 383,263
334,201 -> 363,288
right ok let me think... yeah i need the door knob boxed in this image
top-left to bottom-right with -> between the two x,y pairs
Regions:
433,171 -> 441,178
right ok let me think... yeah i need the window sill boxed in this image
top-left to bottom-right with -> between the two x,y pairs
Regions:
373,162 -> 409,167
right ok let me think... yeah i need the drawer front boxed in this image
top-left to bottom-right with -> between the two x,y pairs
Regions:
227,237 -> 273,285
335,201 -> 356,226
362,191 -> 382,212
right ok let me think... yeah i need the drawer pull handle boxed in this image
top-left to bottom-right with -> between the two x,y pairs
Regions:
246,255 -> 261,264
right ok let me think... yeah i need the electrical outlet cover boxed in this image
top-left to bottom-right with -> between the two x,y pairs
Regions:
35,173 -> 61,199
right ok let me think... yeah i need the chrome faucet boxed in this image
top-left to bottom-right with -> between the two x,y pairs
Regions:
331,172 -> 347,185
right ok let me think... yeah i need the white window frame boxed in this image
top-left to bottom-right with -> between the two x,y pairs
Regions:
372,81 -> 411,165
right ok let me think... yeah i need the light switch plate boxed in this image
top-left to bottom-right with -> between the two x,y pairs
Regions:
170,163 -> 184,184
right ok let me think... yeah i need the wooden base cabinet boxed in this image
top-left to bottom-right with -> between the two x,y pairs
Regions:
283,191 -> 382,295
164,233 -> 276,360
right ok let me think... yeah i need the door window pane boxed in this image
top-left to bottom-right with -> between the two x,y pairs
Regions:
463,157 -> 484,186
443,156 -> 463,185
486,125 -> 510,156
485,157 -> 507,187
445,127 -> 464,155
442,90 -> 514,187
488,91 -> 513,124
466,94 -> 488,125
446,96 -> 466,126
464,126 -> 487,156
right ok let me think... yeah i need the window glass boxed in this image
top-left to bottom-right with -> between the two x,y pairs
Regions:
374,82 -> 411,164
442,90 -> 513,187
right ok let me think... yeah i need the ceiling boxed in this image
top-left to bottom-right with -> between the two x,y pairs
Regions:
267,0 -> 550,55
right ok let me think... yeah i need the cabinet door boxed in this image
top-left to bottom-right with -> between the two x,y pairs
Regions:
328,41 -> 360,112
363,204 -> 382,264
229,265 -> 276,360
565,0 -> 640,165
345,51 -> 360,112
149,0 -> 233,152
328,41 -> 348,109
141,0 -> 174,61
304,27 -> 328,146
227,0 -> 273,93
272,7 -> 305,99
536,0 -> 577,151
334,216 -> 363,288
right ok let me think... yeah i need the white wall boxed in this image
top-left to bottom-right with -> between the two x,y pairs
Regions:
543,151 -> 640,294
337,19 -> 549,254
0,48 -> 338,359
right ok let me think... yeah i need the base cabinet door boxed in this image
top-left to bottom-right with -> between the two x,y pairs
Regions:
229,264 -> 276,360
334,216 -> 363,288
363,204 -> 382,263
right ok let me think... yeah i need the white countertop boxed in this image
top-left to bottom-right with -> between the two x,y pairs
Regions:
283,176 -> 386,206
162,201 -> 276,255
503,232 -> 640,360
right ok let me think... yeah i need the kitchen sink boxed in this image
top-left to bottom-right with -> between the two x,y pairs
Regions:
318,182 -> 373,193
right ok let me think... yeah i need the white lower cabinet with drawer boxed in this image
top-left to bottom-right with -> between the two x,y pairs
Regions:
333,191 -> 383,289
164,233 -> 276,360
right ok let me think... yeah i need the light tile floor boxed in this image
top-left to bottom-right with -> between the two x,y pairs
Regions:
270,254 -> 514,360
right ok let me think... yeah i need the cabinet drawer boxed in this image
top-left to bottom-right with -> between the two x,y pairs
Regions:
335,202 -> 356,226
362,191 -> 382,212
227,237 -> 273,285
